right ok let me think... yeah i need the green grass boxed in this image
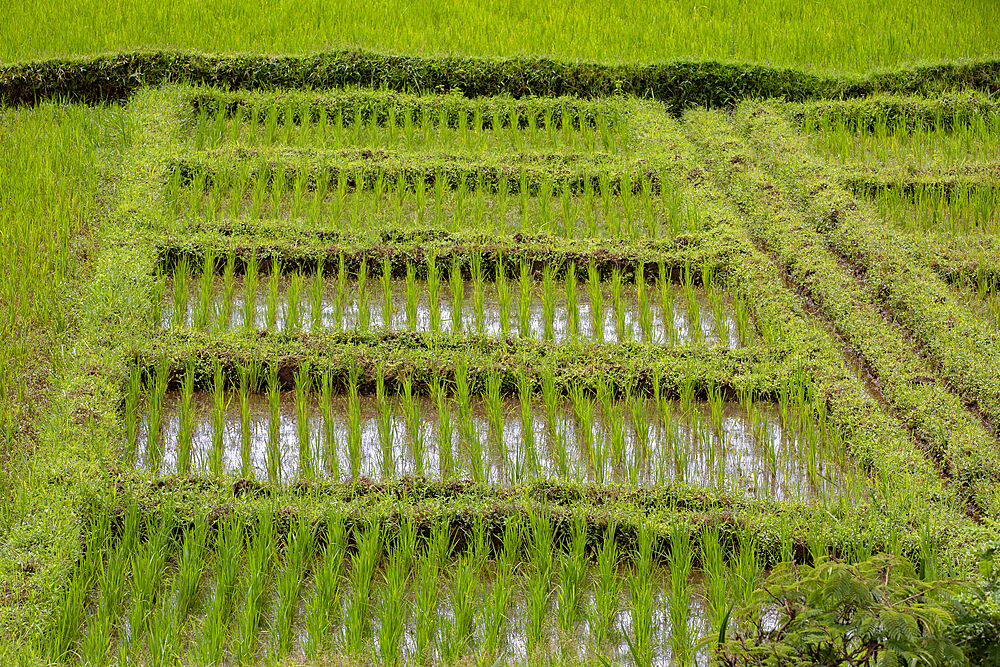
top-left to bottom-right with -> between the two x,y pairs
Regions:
2,0 -> 998,72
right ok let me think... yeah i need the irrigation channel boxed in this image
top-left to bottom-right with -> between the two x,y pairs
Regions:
158,273 -> 745,346
135,390 -> 845,500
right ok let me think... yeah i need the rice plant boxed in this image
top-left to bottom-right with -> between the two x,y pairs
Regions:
347,363 -> 362,478
376,364 -> 395,479
451,255 -> 465,333
627,524 -> 656,667
588,262 -> 604,342
304,515 -> 347,658
556,514 -> 588,638
668,523 -> 693,666
295,362 -> 314,478
177,360 -> 195,475
274,513 -> 315,658
345,522 -> 382,654
267,364 -> 282,483
526,511 -> 555,653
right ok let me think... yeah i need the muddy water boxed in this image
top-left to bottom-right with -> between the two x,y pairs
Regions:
161,276 -> 745,347
139,393 -> 844,501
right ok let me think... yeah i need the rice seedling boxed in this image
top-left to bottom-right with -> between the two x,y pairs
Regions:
443,549 -> 479,661
345,522 -> 382,654
304,515 -> 347,658
356,257 -> 371,332
267,364 -> 282,483
145,573 -> 180,665
449,255 -> 465,334
376,364 -> 395,479
126,516 -> 173,658
266,257 -> 281,329
540,263 -> 557,340
518,258 -> 533,337
274,512 -> 315,658
286,270 -> 303,331
243,252 -> 260,330
232,510 -> 275,664
405,260 -> 418,330
701,525 -> 730,645
319,372 -> 340,481
237,361 -> 259,478
209,359 -> 227,478
731,530 -> 761,617
145,357 -> 169,474
604,389 -> 628,481
195,249 -> 215,330
485,370 -> 506,481
432,378 -> 454,479
588,262 -> 604,342
382,255 -> 394,329
637,265 -> 653,342
336,254 -> 348,329
526,511 -> 555,653
627,524 -> 656,667
572,385 -> 599,483
565,262 -> 580,338
403,374 -> 426,476
496,257 -> 511,337
177,360 -> 195,475
219,251 -> 236,330
668,522 -> 694,666
630,390 -> 651,478
519,371 -> 538,479
377,522 -> 413,665
556,514 -> 588,638
427,253 -> 441,332
171,255 -> 191,328
174,516 -> 209,626
471,252 -> 486,334
347,363 -> 362,478
413,522 -> 448,663
658,262 -> 676,345
295,362 -> 314,478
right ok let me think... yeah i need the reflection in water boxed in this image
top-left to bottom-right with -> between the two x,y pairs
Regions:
138,393 -> 845,501
161,276 -> 746,347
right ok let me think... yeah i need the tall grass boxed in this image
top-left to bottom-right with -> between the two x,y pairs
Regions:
9,1 -> 999,72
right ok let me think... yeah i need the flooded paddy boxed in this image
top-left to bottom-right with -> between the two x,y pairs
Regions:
159,274 -> 747,347
137,391 -> 845,501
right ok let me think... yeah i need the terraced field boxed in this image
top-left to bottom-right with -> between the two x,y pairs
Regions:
2,32 -> 1000,667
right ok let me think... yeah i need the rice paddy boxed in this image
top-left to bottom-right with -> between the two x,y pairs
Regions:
4,9 -> 1000,667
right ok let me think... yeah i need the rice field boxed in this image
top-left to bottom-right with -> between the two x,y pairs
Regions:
3,10 -> 1000,667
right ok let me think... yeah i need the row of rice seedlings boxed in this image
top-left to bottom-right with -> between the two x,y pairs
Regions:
189,98 -> 622,154
957,265 -> 1000,330
167,165 -> 702,240
805,108 -> 1000,166
134,368 -> 847,499
870,184 -> 1000,237
68,511 -> 774,666
160,259 -> 749,347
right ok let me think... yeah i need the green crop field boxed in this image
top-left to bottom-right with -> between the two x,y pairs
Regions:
3,4 -> 1000,666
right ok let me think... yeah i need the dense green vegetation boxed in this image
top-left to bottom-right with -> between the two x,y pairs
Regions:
3,6 -> 1000,666
2,0 -> 998,71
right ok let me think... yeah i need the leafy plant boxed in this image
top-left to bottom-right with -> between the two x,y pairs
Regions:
718,554 -> 966,667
